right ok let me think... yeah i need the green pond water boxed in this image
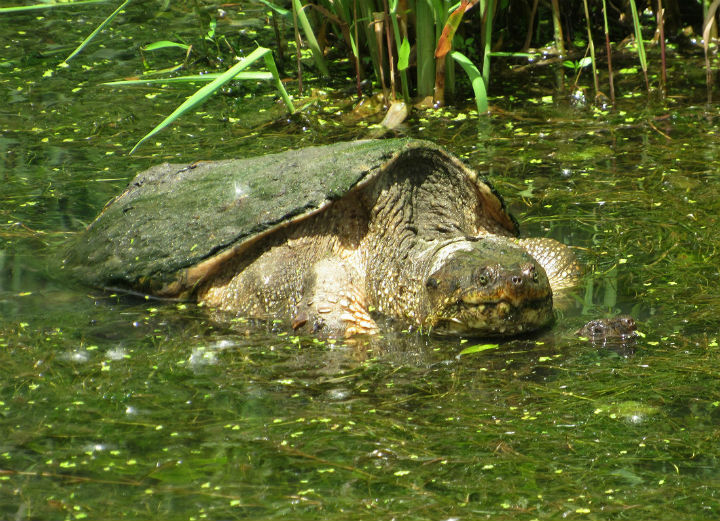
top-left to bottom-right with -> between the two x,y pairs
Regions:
3,4 -> 720,520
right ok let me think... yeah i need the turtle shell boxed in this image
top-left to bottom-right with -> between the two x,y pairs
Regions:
64,138 -> 518,296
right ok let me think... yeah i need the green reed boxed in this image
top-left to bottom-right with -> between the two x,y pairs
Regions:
628,0 -> 650,93
126,47 -> 293,154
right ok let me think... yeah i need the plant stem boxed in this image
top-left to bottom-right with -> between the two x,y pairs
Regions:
481,0 -> 494,87
263,52 -> 296,114
354,0 -> 362,99
702,0 -> 720,103
359,1 -> 383,88
582,0 -> 599,95
522,0 -> 539,51
373,10 -> 389,102
292,2 -> 303,95
292,0 -> 330,76
601,0 -> 616,104
62,0 -> 132,64
270,8 -> 286,65
388,0 -> 411,102
550,0 -> 565,56
657,0 -> 667,96
550,0 -> 565,92
628,0 -> 650,93
416,0 -> 435,98
382,0 -> 397,101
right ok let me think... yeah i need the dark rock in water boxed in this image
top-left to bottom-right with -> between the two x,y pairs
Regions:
577,315 -> 638,349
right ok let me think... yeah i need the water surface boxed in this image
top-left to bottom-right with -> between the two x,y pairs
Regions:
2,4 -> 720,520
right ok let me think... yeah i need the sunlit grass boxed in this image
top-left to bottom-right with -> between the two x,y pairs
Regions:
127,46 -> 293,154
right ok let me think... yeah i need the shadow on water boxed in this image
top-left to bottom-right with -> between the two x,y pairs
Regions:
4,5 -> 720,521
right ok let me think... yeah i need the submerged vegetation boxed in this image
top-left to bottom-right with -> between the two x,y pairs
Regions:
5,1 -> 720,520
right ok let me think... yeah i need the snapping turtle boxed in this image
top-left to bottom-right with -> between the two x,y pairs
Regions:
65,139 -> 580,337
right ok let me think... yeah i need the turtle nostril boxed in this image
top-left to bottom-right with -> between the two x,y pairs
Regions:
521,263 -> 539,283
511,275 -> 523,286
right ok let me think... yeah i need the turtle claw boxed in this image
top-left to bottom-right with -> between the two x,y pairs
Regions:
291,312 -> 308,330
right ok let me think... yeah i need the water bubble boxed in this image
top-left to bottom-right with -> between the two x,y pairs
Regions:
106,347 -> 127,361
59,350 -> 90,363
188,346 -> 218,369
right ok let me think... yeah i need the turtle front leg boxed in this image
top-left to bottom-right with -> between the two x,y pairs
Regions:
292,257 -> 378,338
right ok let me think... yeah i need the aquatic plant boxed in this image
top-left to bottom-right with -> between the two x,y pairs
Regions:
125,46 -> 294,154
280,0 -> 713,109
4,0 -> 719,150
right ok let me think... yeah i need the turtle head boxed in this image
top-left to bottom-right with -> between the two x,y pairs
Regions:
423,238 -> 553,336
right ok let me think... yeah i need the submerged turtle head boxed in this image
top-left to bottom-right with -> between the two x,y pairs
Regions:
423,237 -> 553,336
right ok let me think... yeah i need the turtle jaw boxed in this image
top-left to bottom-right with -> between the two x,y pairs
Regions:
428,293 -> 554,337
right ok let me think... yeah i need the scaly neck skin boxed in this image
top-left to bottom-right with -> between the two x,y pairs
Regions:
359,168 -> 482,326
363,233 -> 470,327
365,233 -> 556,336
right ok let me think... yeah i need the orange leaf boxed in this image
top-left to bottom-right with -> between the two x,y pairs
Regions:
434,0 -> 478,58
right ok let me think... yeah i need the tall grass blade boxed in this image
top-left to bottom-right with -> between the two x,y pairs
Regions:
258,0 -> 290,16
103,72 -> 273,85
434,52 -> 447,105
309,1 -> 360,96
451,50 -> 488,113
141,41 -> 190,52
62,0 -> 132,64
703,0 -> 720,102
0,1 -> 107,13
628,0 -> 649,92
291,0 -> 330,76
129,47 -> 290,154
263,50 -> 295,113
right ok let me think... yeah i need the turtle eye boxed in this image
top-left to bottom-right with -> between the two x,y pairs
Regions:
522,263 -> 539,282
477,274 -> 488,286
426,277 -> 439,289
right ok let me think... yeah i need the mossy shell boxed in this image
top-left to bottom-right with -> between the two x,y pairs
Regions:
65,138 -> 518,296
